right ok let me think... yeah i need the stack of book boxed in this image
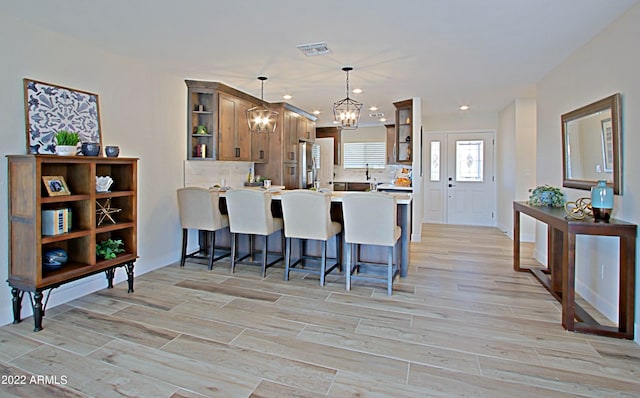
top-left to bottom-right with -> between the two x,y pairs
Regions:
42,208 -> 72,236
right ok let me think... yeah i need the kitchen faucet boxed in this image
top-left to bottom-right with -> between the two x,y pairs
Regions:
365,163 -> 370,180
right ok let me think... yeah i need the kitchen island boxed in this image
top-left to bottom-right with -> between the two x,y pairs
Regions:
213,190 -> 412,278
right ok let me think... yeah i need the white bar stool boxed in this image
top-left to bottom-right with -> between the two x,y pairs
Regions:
341,192 -> 401,295
224,189 -> 284,277
280,190 -> 342,286
176,187 -> 230,270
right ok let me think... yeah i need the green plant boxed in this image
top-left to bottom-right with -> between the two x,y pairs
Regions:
55,130 -> 80,146
96,239 -> 125,260
528,185 -> 565,207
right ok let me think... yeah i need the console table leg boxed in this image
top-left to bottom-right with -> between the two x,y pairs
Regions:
105,268 -> 116,288
126,262 -> 135,293
32,292 -> 43,332
11,288 -> 23,324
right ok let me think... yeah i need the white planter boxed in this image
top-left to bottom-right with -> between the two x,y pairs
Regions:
56,145 -> 78,156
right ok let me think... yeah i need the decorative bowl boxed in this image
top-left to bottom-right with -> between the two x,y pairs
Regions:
96,176 -> 114,192
81,142 -> 101,156
56,145 -> 78,156
105,146 -> 120,157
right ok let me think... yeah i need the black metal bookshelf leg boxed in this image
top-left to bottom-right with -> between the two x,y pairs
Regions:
32,292 -> 43,332
126,262 -> 135,293
105,268 -> 116,288
11,288 -> 23,324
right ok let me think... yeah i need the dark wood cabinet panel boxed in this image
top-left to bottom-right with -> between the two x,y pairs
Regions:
316,127 -> 341,165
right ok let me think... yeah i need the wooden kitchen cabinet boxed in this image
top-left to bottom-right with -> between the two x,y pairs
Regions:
394,99 -> 413,164
218,92 -> 253,161
252,130 -> 269,163
385,123 -> 396,164
298,117 -> 316,142
186,82 -> 216,160
7,155 -> 138,331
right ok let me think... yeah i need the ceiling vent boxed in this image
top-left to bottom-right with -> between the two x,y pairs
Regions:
296,42 -> 330,56
369,112 -> 385,118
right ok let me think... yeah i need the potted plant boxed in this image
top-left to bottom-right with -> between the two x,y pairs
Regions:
54,130 -> 80,156
528,185 -> 565,207
96,238 -> 125,260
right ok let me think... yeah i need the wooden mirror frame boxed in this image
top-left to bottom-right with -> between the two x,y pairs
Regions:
561,93 -> 622,194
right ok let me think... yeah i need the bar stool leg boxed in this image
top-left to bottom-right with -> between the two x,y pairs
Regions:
230,233 -> 237,273
208,231 -> 215,270
387,246 -> 394,296
284,237 -> 291,281
345,242 -> 352,291
180,229 -> 188,267
320,240 -> 327,286
261,235 -> 268,278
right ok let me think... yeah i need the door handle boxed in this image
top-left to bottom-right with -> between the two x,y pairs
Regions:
448,184 -> 456,188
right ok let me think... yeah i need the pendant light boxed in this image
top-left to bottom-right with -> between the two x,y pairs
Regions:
333,66 -> 362,130
246,76 -> 278,133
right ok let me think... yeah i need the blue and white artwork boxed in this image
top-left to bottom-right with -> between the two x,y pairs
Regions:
24,79 -> 102,154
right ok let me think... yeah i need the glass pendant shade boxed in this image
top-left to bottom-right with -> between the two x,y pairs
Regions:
333,67 -> 362,130
246,76 -> 278,133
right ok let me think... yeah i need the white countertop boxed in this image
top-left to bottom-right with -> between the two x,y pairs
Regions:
218,188 -> 412,204
376,183 -> 413,191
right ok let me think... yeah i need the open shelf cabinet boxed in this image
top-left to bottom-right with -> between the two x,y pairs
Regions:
7,155 -> 138,331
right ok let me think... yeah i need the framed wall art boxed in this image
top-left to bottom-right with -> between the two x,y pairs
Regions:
600,117 -> 613,172
42,176 -> 71,196
23,78 -> 102,155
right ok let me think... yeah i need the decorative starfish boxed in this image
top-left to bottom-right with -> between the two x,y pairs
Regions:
96,198 -> 122,226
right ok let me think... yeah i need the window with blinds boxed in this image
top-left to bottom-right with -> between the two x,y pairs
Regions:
343,142 -> 386,169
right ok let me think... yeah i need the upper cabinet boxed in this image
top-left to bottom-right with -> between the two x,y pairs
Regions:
394,99 -> 413,164
218,92 -> 253,161
316,127 -> 341,165
187,83 -> 216,160
185,80 -> 270,162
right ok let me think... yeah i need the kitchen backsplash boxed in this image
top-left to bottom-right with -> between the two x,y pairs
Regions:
333,164 -> 411,183
184,160 -> 253,188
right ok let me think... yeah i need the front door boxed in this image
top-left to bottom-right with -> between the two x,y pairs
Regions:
446,132 -> 495,226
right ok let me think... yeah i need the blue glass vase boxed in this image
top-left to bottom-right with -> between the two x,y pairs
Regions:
591,180 -> 613,221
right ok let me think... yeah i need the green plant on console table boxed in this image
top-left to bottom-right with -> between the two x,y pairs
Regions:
528,185 -> 565,207
54,130 -> 80,146
96,239 -> 125,260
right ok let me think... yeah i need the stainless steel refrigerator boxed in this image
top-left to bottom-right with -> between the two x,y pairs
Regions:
299,142 -> 320,189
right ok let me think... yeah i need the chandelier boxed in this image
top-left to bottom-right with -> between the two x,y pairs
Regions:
246,76 -> 278,133
333,66 -> 362,130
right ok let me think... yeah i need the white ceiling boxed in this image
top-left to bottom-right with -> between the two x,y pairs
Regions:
3,0 -> 638,127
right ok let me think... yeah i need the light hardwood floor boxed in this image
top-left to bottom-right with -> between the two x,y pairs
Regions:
2,224 -> 640,397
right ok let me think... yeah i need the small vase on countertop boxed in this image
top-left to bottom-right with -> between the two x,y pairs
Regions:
591,180 -> 613,221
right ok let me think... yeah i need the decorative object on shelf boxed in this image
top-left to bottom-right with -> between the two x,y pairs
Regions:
42,208 -> 71,235
246,76 -> 278,133
105,145 -> 120,157
54,130 -> 80,156
42,176 -> 71,196
96,176 -> 114,193
195,125 -> 208,135
564,197 -> 593,220
81,142 -> 100,156
42,247 -> 68,270
333,66 -> 362,130
23,79 -> 102,155
96,198 -> 122,226
96,238 -> 124,260
528,185 -> 565,207
591,180 -> 614,221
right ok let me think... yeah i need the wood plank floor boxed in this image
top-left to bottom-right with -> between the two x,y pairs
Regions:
2,224 -> 640,397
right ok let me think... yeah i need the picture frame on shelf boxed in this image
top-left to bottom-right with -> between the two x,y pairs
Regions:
42,176 -> 71,196
23,78 -> 103,155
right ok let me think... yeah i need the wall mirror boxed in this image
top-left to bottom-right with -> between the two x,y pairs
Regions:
561,93 -> 621,194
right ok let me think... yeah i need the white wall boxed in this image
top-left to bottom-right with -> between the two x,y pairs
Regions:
0,14 -> 186,325
536,3 -> 640,339
497,99 -> 537,241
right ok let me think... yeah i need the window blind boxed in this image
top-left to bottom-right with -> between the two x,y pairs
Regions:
343,142 -> 386,169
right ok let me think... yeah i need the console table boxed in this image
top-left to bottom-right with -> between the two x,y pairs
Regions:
513,201 -> 636,339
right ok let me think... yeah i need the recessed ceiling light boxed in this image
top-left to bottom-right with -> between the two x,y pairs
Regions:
459,105 -> 470,111
369,106 -> 378,111
352,88 -> 363,94
312,110 -> 320,115
332,120 -> 340,125
296,42 -> 330,56
283,94 -> 293,100
379,117 -> 387,122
